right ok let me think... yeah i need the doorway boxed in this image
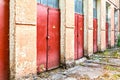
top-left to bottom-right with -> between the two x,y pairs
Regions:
93,0 -> 98,53
74,0 -> 84,60
37,0 -> 60,72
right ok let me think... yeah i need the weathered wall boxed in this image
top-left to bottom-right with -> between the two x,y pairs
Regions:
106,0 -> 120,47
97,0 -> 101,51
100,0 -> 106,51
9,0 -> 120,79
84,0 -> 93,56
107,0 -> 119,8
60,0 -> 75,67
110,5 -> 115,47
10,0 -> 37,79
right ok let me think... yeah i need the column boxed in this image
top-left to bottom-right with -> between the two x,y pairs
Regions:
60,0 -> 75,67
10,0 -> 37,79
100,0 -> 106,51
84,0 -> 93,56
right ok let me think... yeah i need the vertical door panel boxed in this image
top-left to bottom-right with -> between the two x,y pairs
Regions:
93,19 -> 98,53
47,9 -> 60,70
74,14 -> 78,60
0,0 -> 9,80
106,22 -> 108,48
37,4 -> 48,72
74,14 -> 84,60
77,15 -> 84,58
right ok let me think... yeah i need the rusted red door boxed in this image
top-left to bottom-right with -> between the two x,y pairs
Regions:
93,19 -> 98,53
106,22 -> 108,48
0,0 -> 9,80
37,1 -> 60,72
75,14 -> 84,60
37,4 -> 48,72
74,0 -> 84,60
93,0 -> 98,53
75,14 -> 78,59
47,8 -> 60,70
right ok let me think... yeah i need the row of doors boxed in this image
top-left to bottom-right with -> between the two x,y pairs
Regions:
0,1 -> 110,79
37,0 -> 101,72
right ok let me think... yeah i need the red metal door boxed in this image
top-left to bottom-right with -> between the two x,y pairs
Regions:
93,19 -> 98,53
75,14 -> 78,60
47,8 -> 60,70
37,4 -> 60,72
0,0 -> 9,80
77,14 -> 84,59
37,4 -> 48,72
74,13 -> 84,60
106,22 -> 108,48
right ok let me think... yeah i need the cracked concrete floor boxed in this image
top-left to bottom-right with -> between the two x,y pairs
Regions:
37,48 -> 120,80
21,48 -> 120,80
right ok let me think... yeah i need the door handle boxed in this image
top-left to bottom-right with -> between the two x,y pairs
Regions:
46,36 -> 50,39
48,36 -> 50,39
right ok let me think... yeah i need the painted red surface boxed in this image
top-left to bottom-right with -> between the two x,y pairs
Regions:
47,8 -> 60,70
0,0 -> 9,80
37,4 -> 60,72
75,14 -> 78,59
93,18 -> 98,53
74,13 -> 84,60
37,4 -> 48,72
106,22 -> 109,48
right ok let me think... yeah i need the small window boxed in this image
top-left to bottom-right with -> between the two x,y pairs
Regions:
93,9 -> 97,18
41,0 -> 47,5
106,7 -> 108,21
48,0 -> 53,7
53,0 -> 59,8
37,0 -> 41,3
75,0 -> 83,14
38,0 -> 59,9
93,0 -> 97,8
93,0 -> 97,18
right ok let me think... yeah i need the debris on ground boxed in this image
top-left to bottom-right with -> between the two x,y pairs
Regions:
23,48 -> 120,80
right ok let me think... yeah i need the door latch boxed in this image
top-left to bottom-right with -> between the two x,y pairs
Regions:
46,36 -> 50,39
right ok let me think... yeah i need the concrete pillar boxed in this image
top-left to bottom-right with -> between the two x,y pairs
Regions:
84,0 -> 93,56
119,10 -> 120,32
110,5 -> 115,47
107,5 -> 111,47
60,0 -> 75,67
114,9 -> 119,45
97,0 -> 101,51
100,0 -> 106,51
118,10 -> 120,33
10,0 -> 37,79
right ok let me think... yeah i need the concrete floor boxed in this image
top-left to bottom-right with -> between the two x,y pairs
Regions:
19,48 -> 120,80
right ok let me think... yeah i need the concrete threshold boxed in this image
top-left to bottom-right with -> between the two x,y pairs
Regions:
75,57 -> 87,65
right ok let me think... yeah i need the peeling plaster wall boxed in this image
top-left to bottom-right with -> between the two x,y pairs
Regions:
10,0 -> 37,79
100,0 -> 106,51
60,0 -> 75,67
10,0 -> 16,79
